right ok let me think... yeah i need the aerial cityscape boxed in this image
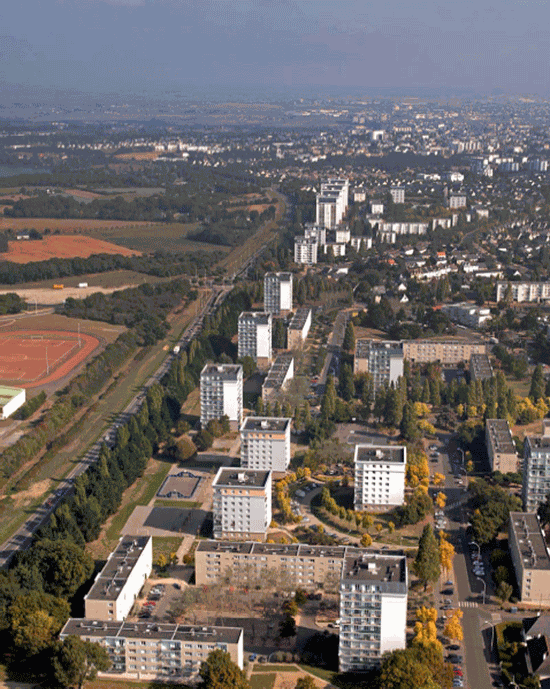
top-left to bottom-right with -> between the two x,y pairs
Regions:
2,2 -> 550,689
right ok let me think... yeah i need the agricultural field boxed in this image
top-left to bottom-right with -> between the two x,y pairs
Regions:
0,234 -> 140,263
2,268 -> 170,291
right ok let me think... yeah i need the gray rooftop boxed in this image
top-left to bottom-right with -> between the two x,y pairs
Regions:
510,512 -> 550,571
470,353 -> 494,380
341,554 -> 407,592
61,619 -> 243,644
239,311 -> 271,325
201,363 -> 243,380
85,536 -> 151,602
213,469 -> 271,489
263,354 -> 293,388
486,419 -> 516,455
355,444 -> 406,464
265,272 -> 292,282
241,417 -> 291,433
355,339 -> 403,358
288,308 -> 312,331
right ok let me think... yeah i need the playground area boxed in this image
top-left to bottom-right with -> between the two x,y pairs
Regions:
0,330 -> 100,387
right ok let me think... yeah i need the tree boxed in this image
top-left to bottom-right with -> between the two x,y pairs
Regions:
342,321 -> 356,352
378,648 -> 432,689
439,535 -> 455,572
278,614 -> 297,641
294,677 -> 316,689
360,533 -> 373,547
496,581 -> 513,603
435,492 -> 447,509
51,635 -> 111,689
413,525 -> 440,590
433,473 -> 445,486
199,649 -> 250,689
9,591 -> 70,655
530,364 -> 545,403
400,401 -> 419,441
443,610 -> 463,642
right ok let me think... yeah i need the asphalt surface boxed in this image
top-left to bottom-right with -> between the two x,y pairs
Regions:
0,285 -> 232,568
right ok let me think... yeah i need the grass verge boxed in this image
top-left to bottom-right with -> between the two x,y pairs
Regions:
152,536 -> 183,561
250,674 -> 277,689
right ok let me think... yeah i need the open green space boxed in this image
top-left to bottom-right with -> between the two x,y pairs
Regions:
298,664 -> 336,682
152,536 -> 183,561
253,664 -> 300,672
250,673 -> 277,689
154,499 -> 201,508
12,269 -> 170,291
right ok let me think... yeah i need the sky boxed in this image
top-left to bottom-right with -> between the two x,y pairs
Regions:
2,0 -> 550,99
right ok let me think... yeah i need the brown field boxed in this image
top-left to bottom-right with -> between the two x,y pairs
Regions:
0,329 -> 99,387
0,217 -> 154,232
64,188 -> 105,200
0,235 -> 140,263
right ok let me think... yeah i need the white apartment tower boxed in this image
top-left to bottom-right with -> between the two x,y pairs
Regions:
212,468 -> 272,540
200,364 -> 243,429
339,553 -> 407,672
238,311 -> 272,366
390,186 -> 405,204
294,236 -> 318,265
240,417 -> 291,473
316,178 -> 349,229
354,444 -> 406,509
523,421 -> 550,512
264,272 -> 293,315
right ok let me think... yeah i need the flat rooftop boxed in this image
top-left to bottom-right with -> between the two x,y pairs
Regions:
239,311 -> 271,325
470,353 -> 494,379
263,354 -> 293,387
341,554 -> 407,591
241,417 -> 291,433
355,444 -> 406,464
213,469 -> 270,489
196,540 -> 404,560
201,363 -> 242,380
486,419 -> 516,455
510,512 -> 550,571
527,435 -> 550,450
265,272 -> 292,282
61,619 -> 242,644
355,339 -> 402,358
85,536 -> 151,602
0,386 -> 24,404
288,308 -> 312,331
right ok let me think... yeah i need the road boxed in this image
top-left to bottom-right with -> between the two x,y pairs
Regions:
0,285 -> 232,568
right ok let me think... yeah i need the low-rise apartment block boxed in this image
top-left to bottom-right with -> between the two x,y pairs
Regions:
84,536 -> 152,621
240,417 -> 291,473
402,339 -> 486,365
237,311 -> 272,366
509,512 -> 550,606
470,353 -> 493,381
212,469 -> 272,541
339,553 -> 407,672
287,308 -> 312,350
60,619 -> 243,679
200,364 -> 243,429
496,281 -> 550,303
354,444 -> 406,509
262,353 -> 294,402
441,302 -> 492,328
485,419 -> 518,474
353,339 -> 404,389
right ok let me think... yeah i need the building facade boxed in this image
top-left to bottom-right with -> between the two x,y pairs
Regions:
237,312 -> 272,366
84,536 -> 153,621
339,553 -> 407,672
316,179 -> 349,228
402,339 -> 486,365
353,340 -> 404,388
212,469 -> 272,541
240,417 -> 291,473
441,302 -> 492,328
264,272 -> 293,315
262,353 -> 294,402
354,444 -> 406,509
294,236 -> 318,265
60,619 -> 243,680
390,186 -> 405,204
509,512 -> 550,606
496,281 -> 550,303
200,364 -> 243,429
485,419 -> 518,474
523,425 -> 550,512
0,386 -> 26,420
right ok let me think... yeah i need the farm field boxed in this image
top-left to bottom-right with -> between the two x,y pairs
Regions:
0,234 -> 140,263
0,268 -> 170,291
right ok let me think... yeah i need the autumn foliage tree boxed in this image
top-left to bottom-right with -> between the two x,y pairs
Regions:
443,610 -> 464,642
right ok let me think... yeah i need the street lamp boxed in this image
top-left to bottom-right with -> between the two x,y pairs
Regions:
476,574 -> 487,605
458,447 -> 465,470
469,540 -> 481,558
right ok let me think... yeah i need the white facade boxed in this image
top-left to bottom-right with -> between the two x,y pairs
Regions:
262,354 -> 294,402
304,224 -> 327,246
354,339 -> 404,389
370,201 -> 384,215
339,553 -> 407,672
316,178 -> 349,228
200,364 -> 243,428
354,444 -> 406,509
496,281 -> 550,303
441,302 -> 492,328
294,236 -> 318,265
287,308 -> 312,349
390,187 -> 405,204
212,469 -> 272,540
264,272 -> 293,315
523,425 -> 550,512
240,417 -> 291,473
0,387 -> 26,420
448,194 -> 467,209
238,311 -> 272,363
84,536 -> 153,621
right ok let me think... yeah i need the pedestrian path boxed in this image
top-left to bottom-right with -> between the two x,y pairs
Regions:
459,601 -> 478,608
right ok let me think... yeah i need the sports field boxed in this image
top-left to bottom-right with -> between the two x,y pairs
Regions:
0,330 -> 99,387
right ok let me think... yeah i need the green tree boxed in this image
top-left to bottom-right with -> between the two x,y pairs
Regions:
339,364 -> 355,402
413,525 -> 441,590
51,635 -> 111,689
9,591 -> 70,655
496,581 -> 513,603
530,364 -> 545,403
294,678 -> 316,689
279,613 -> 297,641
342,321 -> 356,352
400,401 -> 419,441
199,649 -> 250,689
238,356 -> 256,379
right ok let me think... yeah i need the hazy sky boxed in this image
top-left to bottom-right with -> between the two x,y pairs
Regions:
2,0 -> 550,98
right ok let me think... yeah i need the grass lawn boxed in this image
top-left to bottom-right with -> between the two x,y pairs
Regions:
250,673 -> 277,689
87,679 -> 192,689
298,665 -> 336,682
154,499 -> 201,508
152,536 -> 183,561
253,665 -> 301,672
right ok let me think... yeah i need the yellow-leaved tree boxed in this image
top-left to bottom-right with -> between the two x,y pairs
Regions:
443,610 -> 463,642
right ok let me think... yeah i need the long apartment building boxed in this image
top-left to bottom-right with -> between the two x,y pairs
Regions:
485,419 -> 518,474
240,416 -> 291,473
377,221 -> 428,244
402,339 -> 486,365
237,311 -> 272,366
441,302 -> 492,328
287,307 -> 312,350
262,353 -> 294,402
212,469 -> 272,541
339,553 -> 407,672
264,272 -> 293,315
200,364 -> 243,429
354,444 -> 406,509
60,619 -> 243,680
470,353 -> 493,382
353,339 -> 404,389
85,536 -> 152,621
509,512 -> 550,606
496,281 -> 550,303
523,422 -> 550,512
